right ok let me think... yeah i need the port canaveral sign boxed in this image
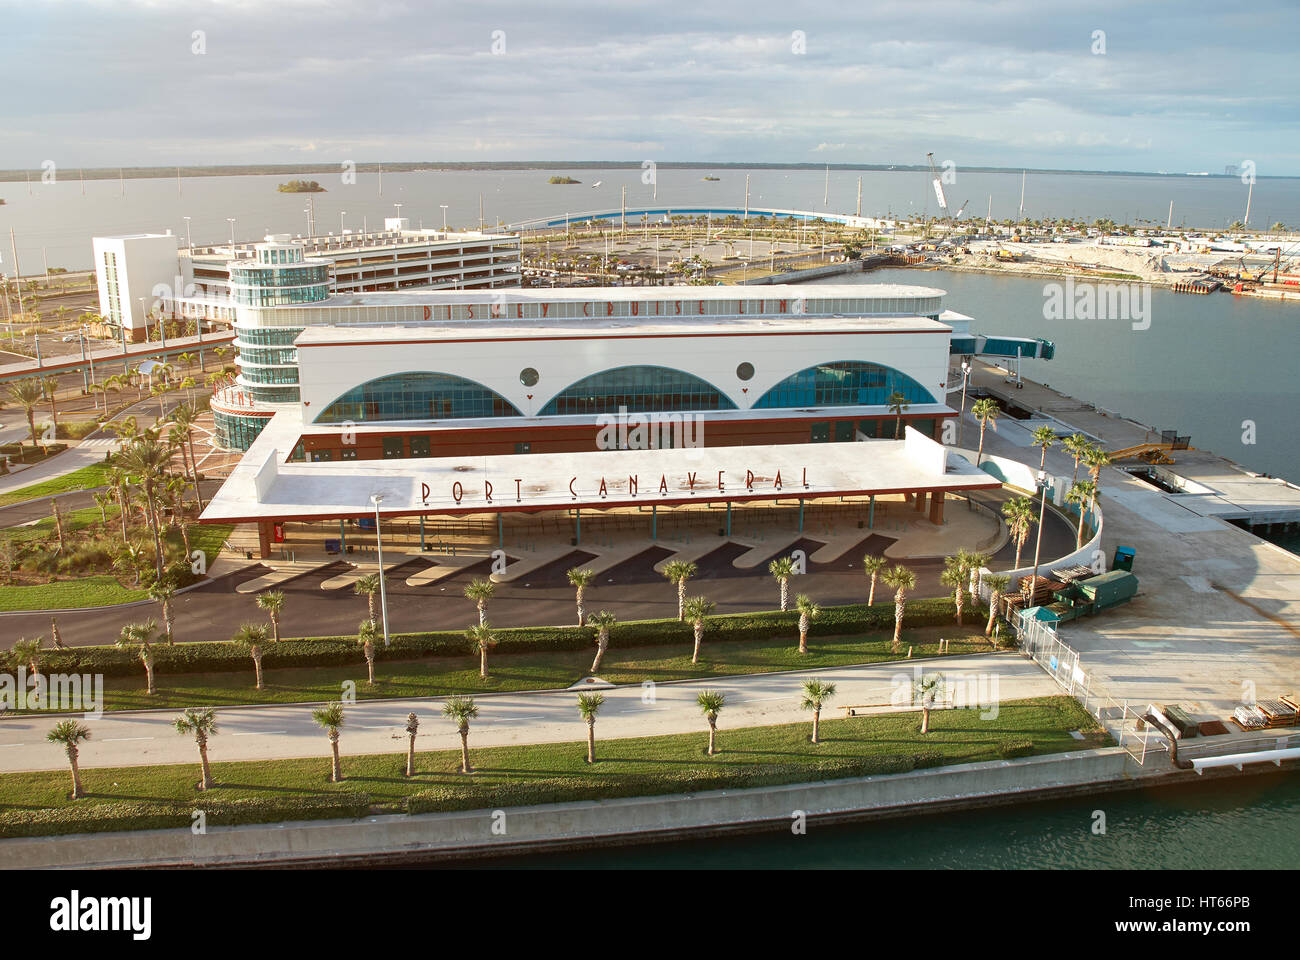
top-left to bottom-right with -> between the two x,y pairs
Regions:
425,464 -> 814,509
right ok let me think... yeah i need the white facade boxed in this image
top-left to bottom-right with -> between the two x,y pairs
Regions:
93,233 -> 189,338
293,314 -> 953,423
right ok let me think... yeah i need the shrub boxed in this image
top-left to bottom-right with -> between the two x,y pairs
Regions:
34,599 -> 965,678
55,421 -> 99,440
998,740 -> 1034,759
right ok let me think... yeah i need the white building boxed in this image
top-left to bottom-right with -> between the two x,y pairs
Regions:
92,233 -> 190,342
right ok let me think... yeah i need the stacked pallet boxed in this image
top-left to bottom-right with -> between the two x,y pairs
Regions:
1019,575 -> 1063,606
1051,564 -> 1095,582
1257,699 -> 1298,727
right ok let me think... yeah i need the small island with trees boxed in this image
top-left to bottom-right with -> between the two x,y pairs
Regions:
548,175 -> 581,185
277,179 -> 326,193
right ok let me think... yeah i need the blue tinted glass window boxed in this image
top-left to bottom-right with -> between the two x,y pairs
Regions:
754,361 -> 936,409
316,372 -> 521,423
539,365 -> 736,416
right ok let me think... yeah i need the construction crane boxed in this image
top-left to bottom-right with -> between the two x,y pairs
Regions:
926,152 -> 951,238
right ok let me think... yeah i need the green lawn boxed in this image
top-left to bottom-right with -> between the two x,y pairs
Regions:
0,696 -> 1110,837
0,463 -> 111,506
0,504 -> 120,544
88,624 -> 998,711
0,576 -> 149,611
0,522 -> 233,611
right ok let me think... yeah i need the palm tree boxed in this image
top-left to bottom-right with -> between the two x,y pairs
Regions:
800,678 -> 837,744
887,391 -> 909,438
984,573 -> 1011,639
683,595 -> 715,663
577,691 -> 604,764
466,622 -> 497,679
1083,445 -> 1111,512
697,690 -> 726,755
589,610 -> 616,672
1030,426 -> 1056,470
113,435 -> 172,581
768,556 -> 796,611
463,577 -> 495,626
46,720 -> 91,799
442,695 -> 479,773
147,578 -> 177,644
168,403 -> 203,505
794,594 -> 820,654
881,565 -> 916,652
662,559 -> 697,621
940,560 -> 966,626
6,379 -> 44,453
1063,433 -> 1090,486
233,623 -> 270,689
914,673 -> 946,734
1001,496 -> 1035,569
173,707 -> 218,790
964,549 -> 990,600
1067,480 -> 1096,548
353,573 -> 380,626
863,553 -> 887,605
358,619 -> 379,684
971,397 -> 1000,465
93,490 -> 113,524
40,375 -> 60,436
311,701 -> 346,782
116,619 -> 158,694
567,567 -> 595,626
403,711 -> 420,777
256,590 -> 285,642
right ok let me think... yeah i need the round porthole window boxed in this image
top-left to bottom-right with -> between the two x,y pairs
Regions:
736,362 -> 755,381
519,367 -> 540,387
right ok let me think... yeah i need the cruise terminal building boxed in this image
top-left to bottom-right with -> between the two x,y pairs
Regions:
199,255 -> 1049,557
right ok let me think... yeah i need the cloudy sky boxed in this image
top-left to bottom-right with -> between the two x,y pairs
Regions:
3,0 -> 1298,174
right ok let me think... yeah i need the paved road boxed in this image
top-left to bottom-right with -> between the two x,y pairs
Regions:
0,653 -> 1051,772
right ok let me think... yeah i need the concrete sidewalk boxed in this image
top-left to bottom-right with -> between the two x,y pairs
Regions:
0,653 -> 1041,773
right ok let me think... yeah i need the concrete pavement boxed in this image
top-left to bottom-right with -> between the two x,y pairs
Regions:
0,652 -> 1049,773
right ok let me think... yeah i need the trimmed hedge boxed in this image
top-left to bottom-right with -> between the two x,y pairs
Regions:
0,792 -> 371,839
36,598 -> 978,678
997,740 -> 1035,759
404,752 -> 946,815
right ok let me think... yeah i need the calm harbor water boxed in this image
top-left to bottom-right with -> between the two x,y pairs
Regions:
814,268 -> 1300,484
449,771 -> 1300,869
2,166 -> 1297,272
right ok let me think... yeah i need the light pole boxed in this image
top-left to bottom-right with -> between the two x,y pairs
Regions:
183,216 -> 192,251
340,211 -> 347,235
440,205 -> 448,232
82,325 -> 96,391
370,493 -> 391,648
137,296 -> 146,347
1029,469 -> 1049,602
226,218 -> 236,248
958,359 -> 971,446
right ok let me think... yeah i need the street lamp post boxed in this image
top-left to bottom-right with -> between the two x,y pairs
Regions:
183,216 -> 192,251
370,493 -> 391,648
1029,469 -> 1049,602
82,325 -> 96,391
226,218 -> 236,248
440,205 -> 448,232
958,359 -> 971,446
340,211 -> 347,235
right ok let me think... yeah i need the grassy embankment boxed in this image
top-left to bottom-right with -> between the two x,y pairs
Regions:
0,696 -> 1110,838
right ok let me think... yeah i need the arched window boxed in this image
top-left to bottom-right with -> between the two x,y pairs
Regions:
539,365 -> 737,416
315,372 -> 521,423
754,361 -> 936,409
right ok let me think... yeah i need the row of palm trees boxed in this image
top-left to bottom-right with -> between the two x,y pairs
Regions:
1031,427 -> 1111,549
46,668 -> 962,798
